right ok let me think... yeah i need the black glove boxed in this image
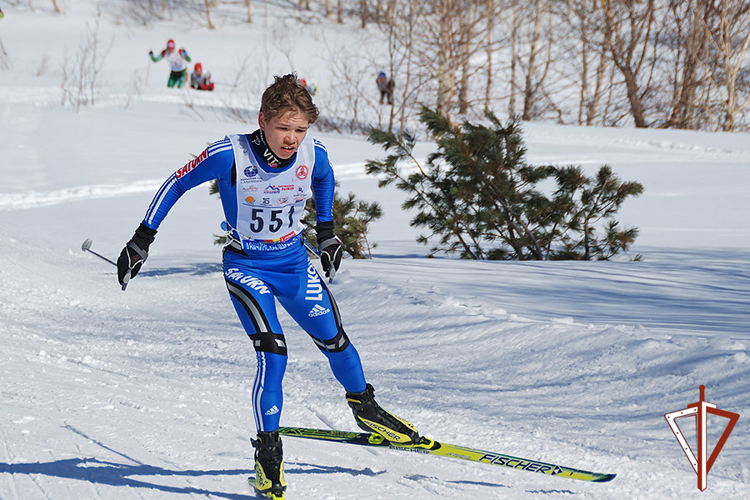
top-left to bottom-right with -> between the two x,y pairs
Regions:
149,50 -> 154,57
315,221 -> 342,280
117,223 -> 157,288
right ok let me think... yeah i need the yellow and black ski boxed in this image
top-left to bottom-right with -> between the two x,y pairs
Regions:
278,426 -> 615,483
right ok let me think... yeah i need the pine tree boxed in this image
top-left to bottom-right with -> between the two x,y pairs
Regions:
366,106 -> 643,260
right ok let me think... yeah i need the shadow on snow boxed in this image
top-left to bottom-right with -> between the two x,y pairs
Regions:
0,458 -> 255,499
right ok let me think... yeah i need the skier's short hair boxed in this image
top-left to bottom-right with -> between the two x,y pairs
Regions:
261,73 -> 319,124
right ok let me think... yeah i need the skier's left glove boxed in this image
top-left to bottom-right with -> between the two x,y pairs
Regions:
117,223 -> 157,288
315,221 -> 342,280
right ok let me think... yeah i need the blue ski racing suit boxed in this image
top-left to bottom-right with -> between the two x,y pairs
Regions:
140,130 -> 367,432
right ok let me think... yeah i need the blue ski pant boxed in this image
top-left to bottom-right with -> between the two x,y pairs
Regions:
223,239 -> 366,432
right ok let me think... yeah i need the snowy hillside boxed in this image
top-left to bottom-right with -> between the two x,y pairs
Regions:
1,2 -> 749,500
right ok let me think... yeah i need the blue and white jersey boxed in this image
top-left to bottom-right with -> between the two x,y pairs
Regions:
229,133 -> 314,244
141,133 -> 335,249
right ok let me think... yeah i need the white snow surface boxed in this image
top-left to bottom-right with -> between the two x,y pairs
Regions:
1,3 -> 749,499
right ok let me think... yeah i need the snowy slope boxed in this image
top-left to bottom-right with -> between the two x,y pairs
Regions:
1,2 -> 749,500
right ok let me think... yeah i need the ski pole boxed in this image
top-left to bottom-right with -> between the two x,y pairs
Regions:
81,238 -> 130,290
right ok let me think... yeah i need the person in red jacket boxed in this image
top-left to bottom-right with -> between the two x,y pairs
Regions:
190,62 -> 215,91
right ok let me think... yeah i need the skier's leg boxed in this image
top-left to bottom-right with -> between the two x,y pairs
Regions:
278,260 -> 366,393
279,260 -> 420,444
176,70 -> 187,88
224,252 -> 287,432
225,252 -> 288,494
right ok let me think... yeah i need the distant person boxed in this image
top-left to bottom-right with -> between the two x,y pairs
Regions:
298,77 -> 318,97
149,39 -> 191,89
190,62 -> 214,91
115,74 -> 421,500
376,71 -> 394,105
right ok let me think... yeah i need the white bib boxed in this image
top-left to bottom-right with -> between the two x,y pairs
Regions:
229,134 -> 314,243
166,50 -> 188,72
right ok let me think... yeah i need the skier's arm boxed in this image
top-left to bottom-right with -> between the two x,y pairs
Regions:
142,138 -> 233,230
117,139 -> 234,287
311,140 -> 341,278
180,49 -> 191,63
311,140 -> 334,224
149,49 -> 165,63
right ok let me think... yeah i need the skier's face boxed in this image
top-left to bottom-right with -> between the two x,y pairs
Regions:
259,110 -> 309,160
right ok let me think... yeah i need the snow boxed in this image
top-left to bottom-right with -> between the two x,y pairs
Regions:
1,2 -> 749,499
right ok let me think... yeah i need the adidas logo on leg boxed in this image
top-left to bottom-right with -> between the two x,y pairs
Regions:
308,304 -> 330,317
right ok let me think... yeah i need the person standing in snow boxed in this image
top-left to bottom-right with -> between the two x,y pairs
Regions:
149,39 -> 191,89
116,74 -> 421,499
190,62 -> 214,91
376,71 -> 394,105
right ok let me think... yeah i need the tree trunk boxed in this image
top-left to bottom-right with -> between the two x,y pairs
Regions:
245,0 -> 253,23
587,3 -> 610,126
484,0 -> 494,114
359,0 -> 367,27
521,0 -> 544,121
436,1 -> 455,116
204,0 -> 216,29
509,0 -> 519,116
604,0 -> 656,128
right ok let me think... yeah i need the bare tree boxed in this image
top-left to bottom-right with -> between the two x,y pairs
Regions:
245,0 -> 253,23
483,0 -> 496,114
509,0 -> 520,116
204,0 -> 216,29
61,17 -> 112,112
506,0 -> 557,120
657,0 -> 712,129
604,0 -> 658,128
703,0 -> 750,131
558,0 -> 612,125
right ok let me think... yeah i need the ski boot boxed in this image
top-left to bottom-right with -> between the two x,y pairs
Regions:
252,430 -> 286,499
346,384 -> 420,445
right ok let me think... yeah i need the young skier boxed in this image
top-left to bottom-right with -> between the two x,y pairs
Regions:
190,62 -> 214,91
149,39 -> 191,88
116,74 -> 420,499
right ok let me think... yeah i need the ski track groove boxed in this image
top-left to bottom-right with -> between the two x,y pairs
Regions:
0,423 -> 20,500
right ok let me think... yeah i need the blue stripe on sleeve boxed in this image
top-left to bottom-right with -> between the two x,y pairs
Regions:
141,139 -> 235,230
311,140 -> 335,223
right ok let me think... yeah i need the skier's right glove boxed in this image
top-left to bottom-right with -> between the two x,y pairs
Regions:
315,221 -> 342,280
148,50 -> 154,57
117,223 -> 157,288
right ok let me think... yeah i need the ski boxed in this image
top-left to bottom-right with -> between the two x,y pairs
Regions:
278,426 -> 616,483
